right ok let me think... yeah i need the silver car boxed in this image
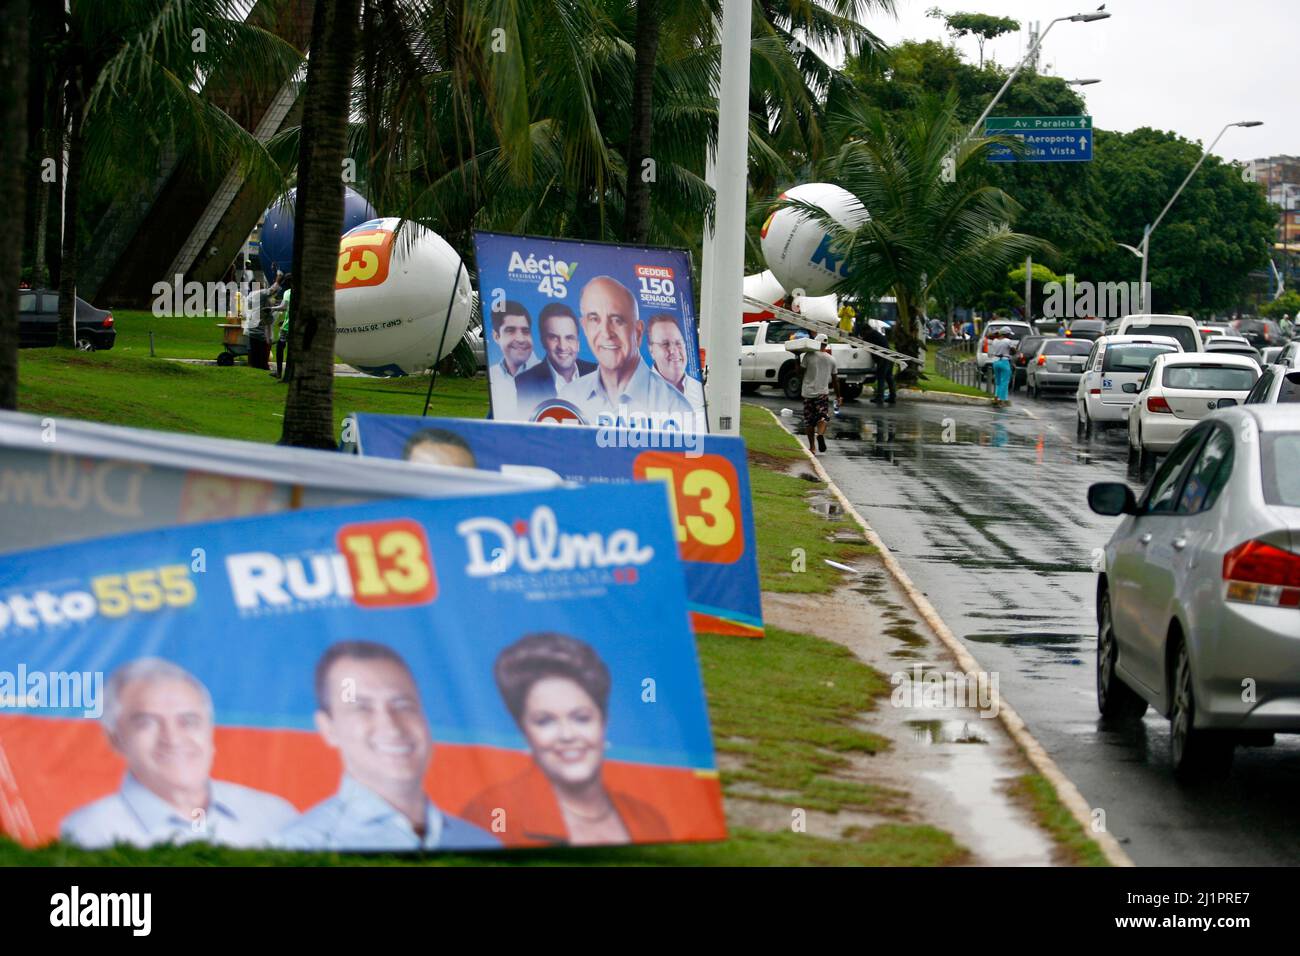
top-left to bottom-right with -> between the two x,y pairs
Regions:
1024,337 -> 1093,398
1088,405 -> 1300,780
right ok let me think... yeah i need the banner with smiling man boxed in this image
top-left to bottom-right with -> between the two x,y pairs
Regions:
475,232 -> 706,433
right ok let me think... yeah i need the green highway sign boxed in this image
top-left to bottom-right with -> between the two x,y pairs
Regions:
985,116 -> 1092,132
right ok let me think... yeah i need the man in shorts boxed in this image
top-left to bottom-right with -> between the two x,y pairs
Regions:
801,334 -> 839,455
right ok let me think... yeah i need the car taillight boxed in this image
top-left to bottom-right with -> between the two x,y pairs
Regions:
982,341 -> 988,353
1036,355 -> 1046,365
102,314 -> 113,328
1223,539 -> 1300,608
1090,388 -> 1101,395
1147,395 -> 1172,413
1064,330 -> 1072,337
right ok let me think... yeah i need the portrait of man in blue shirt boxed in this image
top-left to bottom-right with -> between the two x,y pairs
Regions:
60,658 -> 297,849
276,641 -> 500,852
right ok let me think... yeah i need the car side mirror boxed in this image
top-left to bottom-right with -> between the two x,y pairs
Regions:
1121,382 -> 1139,394
1088,482 -> 1137,516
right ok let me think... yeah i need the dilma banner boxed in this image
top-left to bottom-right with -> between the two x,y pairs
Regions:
0,484 -> 726,853
474,231 -> 706,433
353,414 -> 763,638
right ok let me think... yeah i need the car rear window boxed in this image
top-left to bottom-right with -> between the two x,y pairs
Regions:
1262,433 -> 1300,506
1104,344 -> 1175,372
1135,324 -> 1199,352
1280,373 -> 1300,404
1162,365 -> 1257,391
1042,340 -> 1092,356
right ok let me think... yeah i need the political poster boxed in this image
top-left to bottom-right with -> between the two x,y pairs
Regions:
0,410 -> 550,555
474,231 -> 706,433
353,414 -> 763,638
0,484 -> 726,852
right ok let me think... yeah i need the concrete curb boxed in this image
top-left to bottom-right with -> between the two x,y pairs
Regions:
897,388 -> 993,406
759,405 -> 1134,867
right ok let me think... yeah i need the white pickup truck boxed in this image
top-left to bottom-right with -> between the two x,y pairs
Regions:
740,319 -> 874,400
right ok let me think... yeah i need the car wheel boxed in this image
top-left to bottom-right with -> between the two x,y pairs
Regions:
1170,639 -> 1234,781
781,370 -> 803,400
841,382 -> 863,402
1077,406 -> 1092,440
1097,592 -> 1148,720
75,336 -> 96,352
1137,442 -> 1155,478
216,351 -> 235,367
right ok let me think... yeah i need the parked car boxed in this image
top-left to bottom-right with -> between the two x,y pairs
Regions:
1088,405 -> 1300,779
1108,314 -> 1203,353
17,288 -> 116,351
1232,317 -> 1285,351
1075,335 -> 1182,438
1126,352 -> 1259,473
975,320 -> 1033,382
1244,366 -> 1300,405
1204,336 -> 1262,364
739,319 -> 874,400
1063,318 -> 1106,341
1199,322 -> 1232,340
1261,346 -> 1283,366
1025,337 -> 1093,398
1011,334 -> 1050,390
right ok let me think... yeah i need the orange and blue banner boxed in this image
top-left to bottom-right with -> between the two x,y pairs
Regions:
0,483 -> 726,852
354,414 -> 764,637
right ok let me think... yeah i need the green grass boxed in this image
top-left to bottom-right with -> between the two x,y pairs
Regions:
108,309 -> 239,360
17,350 -> 486,443
1005,775 -> 1110,867
914,349 -> 989,399
741,405 -> 876,593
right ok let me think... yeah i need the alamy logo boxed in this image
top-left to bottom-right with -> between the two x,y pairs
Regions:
50,886 -> 151,936
457,506 -> 654,576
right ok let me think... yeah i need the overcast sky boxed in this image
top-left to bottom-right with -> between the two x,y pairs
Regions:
867,0 -> 1292,164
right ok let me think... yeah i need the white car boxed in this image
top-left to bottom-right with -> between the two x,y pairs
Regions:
1075,334 -> 1181,438
1108,314 -> 1204,353
1244,365 -> 1300,405
1204,336 -> 1261,364
1088,405 -> 1300,780
1126,353 -> 1260,472
1274,341 -> 1300,369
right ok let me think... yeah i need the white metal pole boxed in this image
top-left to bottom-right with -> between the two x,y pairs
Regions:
702,0 -> 751,436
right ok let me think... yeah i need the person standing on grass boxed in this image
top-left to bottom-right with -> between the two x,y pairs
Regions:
989,328 -> 1014,407
801,334 -> 839,455
272,273 -> 292,380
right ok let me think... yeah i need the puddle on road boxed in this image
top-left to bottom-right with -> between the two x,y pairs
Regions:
965,631 -> 1091,666
908,719 -> 991,745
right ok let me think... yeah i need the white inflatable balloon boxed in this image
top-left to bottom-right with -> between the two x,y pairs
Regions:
742,269 -> 839,325
759,183 -> 867,297
333,217 -> 472,376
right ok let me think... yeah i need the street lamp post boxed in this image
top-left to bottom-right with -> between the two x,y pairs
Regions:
1135,120 -> 1263,312
966,10 -> 1110,143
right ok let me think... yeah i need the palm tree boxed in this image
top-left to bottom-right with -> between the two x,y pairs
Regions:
789,93 -> 1048,383
622,0 -> 659,243
54,0 -> 301,348
280,0 -> 362,448
0,0 -> 30,410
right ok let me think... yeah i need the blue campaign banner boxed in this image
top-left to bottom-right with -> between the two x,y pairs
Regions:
0,484 -> 726,852
353,414 -> 763,638
474,231 -> 706,433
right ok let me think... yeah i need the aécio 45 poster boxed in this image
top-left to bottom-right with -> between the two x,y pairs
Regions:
0,484 -> 725,852
475,232 -> 706,433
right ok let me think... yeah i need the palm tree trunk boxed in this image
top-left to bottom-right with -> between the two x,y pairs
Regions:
622,0 -> 659,244
57,79 -> 83,350
893,290 -> 921,385
280,0 -> 361,449
0,0 -> 30,409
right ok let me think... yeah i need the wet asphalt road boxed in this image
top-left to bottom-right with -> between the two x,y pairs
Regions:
753,385 -> 1300,866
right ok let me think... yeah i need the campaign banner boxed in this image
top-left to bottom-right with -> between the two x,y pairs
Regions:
354,414 -> 763,638
474,231 -> 706,432
0,484 -> 726,853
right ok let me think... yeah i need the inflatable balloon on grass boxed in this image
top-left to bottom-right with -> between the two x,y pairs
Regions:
332,217 -> 472,377
257,187 -> 377,282
759,183 -> 868,297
